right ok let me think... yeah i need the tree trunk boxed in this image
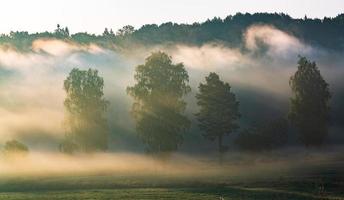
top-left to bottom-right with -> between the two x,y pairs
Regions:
218,134 -> 223,164
218,134 -> 223,153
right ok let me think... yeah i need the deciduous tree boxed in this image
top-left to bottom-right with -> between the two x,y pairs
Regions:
61,68 -> 109,153
127,52 -> 191,153
289,57 -> 331,146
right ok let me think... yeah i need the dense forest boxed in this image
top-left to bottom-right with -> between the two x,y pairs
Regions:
1,13 -> 344,51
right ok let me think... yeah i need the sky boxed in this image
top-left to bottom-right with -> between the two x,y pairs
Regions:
1,0 -> 343,34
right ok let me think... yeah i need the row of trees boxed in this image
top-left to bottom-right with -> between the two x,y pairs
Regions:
1,13 -> 344,51
59,52 -> 331,154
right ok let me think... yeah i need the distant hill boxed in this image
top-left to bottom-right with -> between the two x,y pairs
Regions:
1,13 -> 344,51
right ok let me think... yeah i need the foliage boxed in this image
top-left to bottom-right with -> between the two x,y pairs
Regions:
289,57 -> 331,146
195,72 -> 240,153
235,118 -> 288,151
127,52 -> 191,153
3,140 -> 29,155
54,24 -> 70,39
71,32 -> 98,44
130,13 -> 344,50
116,25 -> 135,37
62,68 -> 109,153
0,13 -> 343,51
103,28 -> 115,37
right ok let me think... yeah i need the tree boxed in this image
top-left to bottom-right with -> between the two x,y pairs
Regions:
64,27 -> 70,36
289,57 -> 331,146
235,118 -> 288,151
116,25 -> 135,36
103,28 -> 110,36
127,52 -> 191,153
196,72 -> 240,153
54,24 -> 70,38
61,68 -> 109,153
3,140 -> 29,155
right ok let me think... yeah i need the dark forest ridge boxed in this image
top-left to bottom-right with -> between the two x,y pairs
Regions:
2,12 -> 344,51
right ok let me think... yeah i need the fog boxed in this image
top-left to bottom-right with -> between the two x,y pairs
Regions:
0,24 -> 343,153
0,148 -> 343,188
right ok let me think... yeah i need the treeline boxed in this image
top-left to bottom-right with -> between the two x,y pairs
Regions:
2,51 -> 332,156
57,52 -> 331,155
1,13 -> 344,51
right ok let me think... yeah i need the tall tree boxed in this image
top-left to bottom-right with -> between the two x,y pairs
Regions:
127,52 -> 191,153
289,57 -> 331,146
61,68 -> 109,153
196,72 -> 240,153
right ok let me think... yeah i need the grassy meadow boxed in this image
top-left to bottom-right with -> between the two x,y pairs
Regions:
0,151 -> 343,200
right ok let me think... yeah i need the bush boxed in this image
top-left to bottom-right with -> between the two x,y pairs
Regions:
3,140 -> 29,155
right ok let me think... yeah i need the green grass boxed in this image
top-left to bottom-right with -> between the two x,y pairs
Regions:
0,174 -> 343,200
0,187 -> 342,200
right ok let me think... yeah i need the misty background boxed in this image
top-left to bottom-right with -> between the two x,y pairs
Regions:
0,13 -> 343,153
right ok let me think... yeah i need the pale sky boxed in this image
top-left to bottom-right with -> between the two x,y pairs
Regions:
2,0 -> 344,34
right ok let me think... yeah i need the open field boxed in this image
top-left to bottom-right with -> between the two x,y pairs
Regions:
0,186 -> 342,200
0,176 -> 343,200
0,151 -> 343,200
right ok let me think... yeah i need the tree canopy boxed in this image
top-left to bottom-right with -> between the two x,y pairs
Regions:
289,57 -> 331,146
127,52 -> 191,153
0,13 -> 343,51
196,72 -> 240,153
61,68 -> 109,153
